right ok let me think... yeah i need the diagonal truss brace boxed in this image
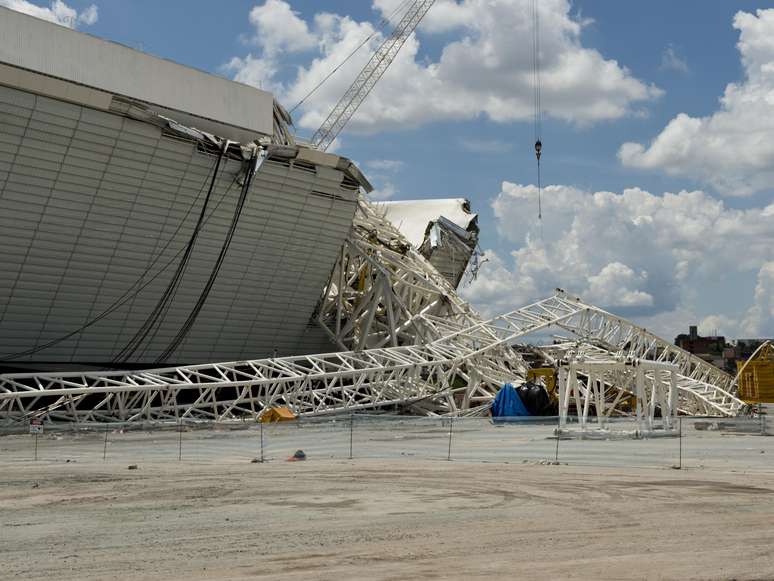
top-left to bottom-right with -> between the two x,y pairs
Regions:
0,294 -> 588,424
0,291 -> 747,424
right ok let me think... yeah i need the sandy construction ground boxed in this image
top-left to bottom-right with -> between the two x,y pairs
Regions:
2,451 -> 774,581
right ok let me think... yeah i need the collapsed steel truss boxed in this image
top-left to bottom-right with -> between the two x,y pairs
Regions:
0,294 -> 586,424
558,359 -> 679,435
317,200 -> 485,351
542,341 -> 743,417
554,308 -> 735,394
0,291 -> 745,425
0,197 -> 746,425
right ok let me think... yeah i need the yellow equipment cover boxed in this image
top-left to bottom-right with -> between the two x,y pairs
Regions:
737,343 -> 774,403
260,406 -> 297,423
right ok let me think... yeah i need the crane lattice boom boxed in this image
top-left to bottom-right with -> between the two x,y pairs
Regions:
311,0 -> 436,151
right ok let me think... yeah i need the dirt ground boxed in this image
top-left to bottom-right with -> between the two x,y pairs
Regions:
2,456 -> 774,581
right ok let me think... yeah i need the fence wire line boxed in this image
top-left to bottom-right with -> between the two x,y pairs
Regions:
3,415 -> 773,472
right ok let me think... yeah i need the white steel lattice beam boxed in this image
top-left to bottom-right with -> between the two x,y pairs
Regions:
553,305 -> 735,393
542,340 -> 744,417
558,359 -> 678,435
317,200 -> 484,352
0,294 -> 588,425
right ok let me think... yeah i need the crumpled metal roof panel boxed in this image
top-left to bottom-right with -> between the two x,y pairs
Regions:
374,198 -> 477,247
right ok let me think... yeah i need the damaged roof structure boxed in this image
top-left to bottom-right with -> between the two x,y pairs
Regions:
376,199 -> 480,288
0,7 -> 369,369
0,7 -> 751,426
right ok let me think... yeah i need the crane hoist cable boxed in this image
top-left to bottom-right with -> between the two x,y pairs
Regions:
311,0 -> 436,151
532,0 -> 543,225
288,0 -> 416,115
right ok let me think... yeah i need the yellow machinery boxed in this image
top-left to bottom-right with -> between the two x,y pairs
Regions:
736,341 -> 774,404
527,367 -> 557,399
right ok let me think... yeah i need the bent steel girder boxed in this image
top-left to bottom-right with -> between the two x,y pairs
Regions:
554,303 -> 735,393
0,294 -> 588,424
558,359 -> 679,434
418,289 -> 743,417
314,198 -> 531,410
317,200 -> 483,352
542,339 -> 744,417
1,277 -> 744,424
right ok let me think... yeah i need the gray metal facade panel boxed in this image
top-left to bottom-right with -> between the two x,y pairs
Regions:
0,86 -> 357,365
0,7 -> 274,138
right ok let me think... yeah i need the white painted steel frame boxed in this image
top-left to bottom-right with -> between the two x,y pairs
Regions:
0,294 -> 588,425
317,200 -> 486,352
0,290 -> 746,424
558,359 -> 678,436
543,341 -> 743,417
554,305 -> 735,393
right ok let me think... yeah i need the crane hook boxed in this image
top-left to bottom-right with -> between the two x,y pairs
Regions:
535,139 -> 542,162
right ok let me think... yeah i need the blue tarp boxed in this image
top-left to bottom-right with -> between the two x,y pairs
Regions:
491,383 -> 531,418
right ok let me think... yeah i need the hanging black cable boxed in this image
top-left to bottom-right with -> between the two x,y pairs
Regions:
288,0 -> 415,114
532,0 -> 543,224
112,142 -> 229,365
134,174 -> 241,362
155,150 -> 261,362
0,154 -> 237,363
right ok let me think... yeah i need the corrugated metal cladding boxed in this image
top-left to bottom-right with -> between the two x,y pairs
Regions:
0,85 -> 354,366
426,242 -> 474,289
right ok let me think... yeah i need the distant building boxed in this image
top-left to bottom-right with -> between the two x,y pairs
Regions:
674,326 -> 727,370
675,326 -> 773,374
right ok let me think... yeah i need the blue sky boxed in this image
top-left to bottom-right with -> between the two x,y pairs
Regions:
8,0 -> 774,340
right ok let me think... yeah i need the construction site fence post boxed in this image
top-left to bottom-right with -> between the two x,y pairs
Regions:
103,424 -> 109,461
555,415 -> 560,464
678,416 -> 683,470
447,416 -> 454,461
349,413 -> 354,460
260,421 -> 264,463
177,419 -> 183,462
34,431 -> 38,461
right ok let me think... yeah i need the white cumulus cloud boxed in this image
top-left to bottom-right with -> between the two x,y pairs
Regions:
367,180 -> 398,201
740,262 -> 774,337
0,0 -> 98,27
586,262 -> 653,307
246,0 -> 316,55
659,44 -> 689,73
226,0 -> 660,138
222,54 -> 282,94
459,182 -> 774,338
365,159 -> 405,171
620,9 -> 774,196
698,314 -> 738,337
